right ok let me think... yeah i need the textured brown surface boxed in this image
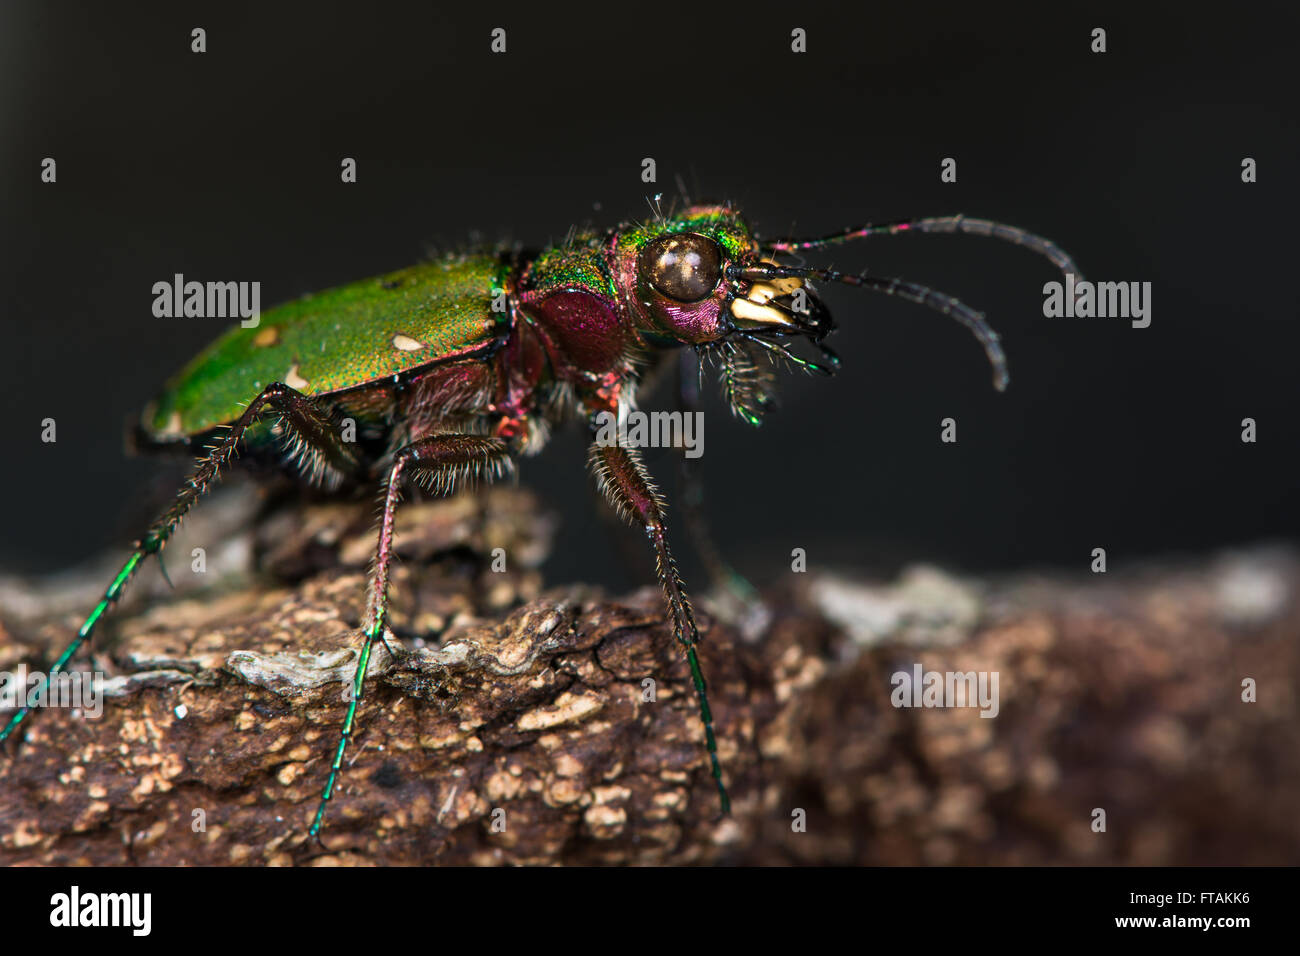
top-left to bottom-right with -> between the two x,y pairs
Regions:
0,485 -> 1297,865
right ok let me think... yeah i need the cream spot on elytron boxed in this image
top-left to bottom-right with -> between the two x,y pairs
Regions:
285,364 -> 310,390
164,411 -> 183,436
392,334 -> 425,351
252,326 -> 281,347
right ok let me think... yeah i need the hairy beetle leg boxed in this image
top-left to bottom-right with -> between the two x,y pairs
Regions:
0,382 -> 358,747
589,442 -> 730,815
676,351 -> 764,620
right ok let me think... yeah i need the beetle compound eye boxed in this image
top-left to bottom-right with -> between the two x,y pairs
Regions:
639,234 -> 722,302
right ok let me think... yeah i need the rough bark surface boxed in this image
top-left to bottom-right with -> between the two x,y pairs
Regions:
0,485 -> 1296,865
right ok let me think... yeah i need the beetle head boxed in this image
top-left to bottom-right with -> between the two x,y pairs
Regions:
612,204 -> 838,372
611,202 -> 1084,423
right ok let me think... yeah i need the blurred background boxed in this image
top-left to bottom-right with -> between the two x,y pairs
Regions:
2,0 -> 1296,591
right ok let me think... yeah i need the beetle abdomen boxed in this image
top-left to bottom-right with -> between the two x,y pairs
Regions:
143,254 -> 513,439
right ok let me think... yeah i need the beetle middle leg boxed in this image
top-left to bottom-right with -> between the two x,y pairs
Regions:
309,433 -> 513,839
0,382 -> 359,747
589,441 -> 730,814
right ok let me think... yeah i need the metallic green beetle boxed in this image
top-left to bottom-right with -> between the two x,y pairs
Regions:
1,203 -> 1080,840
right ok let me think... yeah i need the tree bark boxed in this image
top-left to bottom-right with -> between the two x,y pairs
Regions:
1,485 -> 1296,865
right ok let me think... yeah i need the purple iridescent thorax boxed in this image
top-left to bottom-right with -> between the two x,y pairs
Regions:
521,289 -> 633,378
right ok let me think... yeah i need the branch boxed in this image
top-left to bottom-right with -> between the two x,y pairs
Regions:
1,486 -> 1296,865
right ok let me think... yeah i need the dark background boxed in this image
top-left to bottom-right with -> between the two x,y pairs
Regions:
2,1 -> 1296,591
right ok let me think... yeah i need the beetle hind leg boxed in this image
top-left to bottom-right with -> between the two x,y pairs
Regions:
0,382 -> 360,747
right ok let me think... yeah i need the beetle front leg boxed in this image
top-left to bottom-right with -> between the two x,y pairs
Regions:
0,382 -> 358,747
675,350 -> 762,614
588,441 -> 730,814
309,434 -> 513,840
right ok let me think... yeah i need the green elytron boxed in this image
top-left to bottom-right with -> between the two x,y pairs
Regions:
1,204 -> 1079,841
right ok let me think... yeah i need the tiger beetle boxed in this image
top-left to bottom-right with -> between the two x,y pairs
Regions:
1,203 -> 1079,841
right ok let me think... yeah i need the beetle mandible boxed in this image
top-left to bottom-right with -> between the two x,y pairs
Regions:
0,202 -> 1080,839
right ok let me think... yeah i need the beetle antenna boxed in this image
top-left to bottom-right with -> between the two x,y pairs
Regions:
761,215 -> 1083,281
730,263 -> 1009,390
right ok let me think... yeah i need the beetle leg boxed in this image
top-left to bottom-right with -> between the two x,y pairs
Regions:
588,441 -> 730,814
0,383 -> 357,748
310,434 -> 512,840
675,350 -> 762,612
